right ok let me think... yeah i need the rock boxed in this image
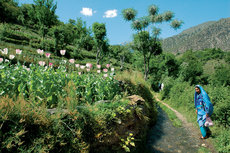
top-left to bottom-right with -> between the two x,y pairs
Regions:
127,95 -> 145,105
202,143 -> 206,147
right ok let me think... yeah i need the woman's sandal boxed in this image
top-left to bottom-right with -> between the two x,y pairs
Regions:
199,136 -> 208,139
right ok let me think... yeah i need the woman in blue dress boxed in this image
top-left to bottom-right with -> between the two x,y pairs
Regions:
194,85 -> 213,139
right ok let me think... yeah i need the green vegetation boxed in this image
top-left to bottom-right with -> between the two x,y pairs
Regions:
0,65 -> 157,152
159,80 -> 230,152
1,0 -> 230,152
122,5 -> 182,80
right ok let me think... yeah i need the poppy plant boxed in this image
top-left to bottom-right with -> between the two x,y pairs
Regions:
16,49 -> 22,55
45,53 -> 51,58
60,50 -> 66,56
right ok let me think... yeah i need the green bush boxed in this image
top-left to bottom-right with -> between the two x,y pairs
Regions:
116,71 -> 157,125
215,128 -> 230,153
207,86 -> 230,128
209,65 -> 230,87
0,70 -> 156,153
160,76 -> 176,100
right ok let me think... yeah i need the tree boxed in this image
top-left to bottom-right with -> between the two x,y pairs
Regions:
109,43 -> 132,70
0,0 -> 20,23
31,0 -> 58,47
92,22 -> 107,64
72,18 -> 94,51
48,24 -> 67,55
122,5 -> 183,80
209,65 -> 230,87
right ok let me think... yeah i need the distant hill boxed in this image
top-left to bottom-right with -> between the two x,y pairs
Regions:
162,17 -> 230,53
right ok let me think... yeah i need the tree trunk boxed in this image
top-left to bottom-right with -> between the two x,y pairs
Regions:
120,55 -> 125,71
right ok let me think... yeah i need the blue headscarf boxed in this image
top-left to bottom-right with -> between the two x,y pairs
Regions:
194,85 -> 213,116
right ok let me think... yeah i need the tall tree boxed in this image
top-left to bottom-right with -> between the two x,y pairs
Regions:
32,0 -> 58,48
0,0 -> 20,23
122,5 -> 183,80
92,22 -> 107,64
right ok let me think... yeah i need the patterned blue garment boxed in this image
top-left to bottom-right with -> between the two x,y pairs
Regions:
194,85 -> 213,137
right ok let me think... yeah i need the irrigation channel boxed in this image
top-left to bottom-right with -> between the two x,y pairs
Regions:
143,96 -> 216,153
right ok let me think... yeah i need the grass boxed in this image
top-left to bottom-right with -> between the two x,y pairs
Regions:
198,147 -> 211,153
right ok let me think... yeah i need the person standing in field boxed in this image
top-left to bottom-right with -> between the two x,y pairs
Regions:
194,85 -> 213,139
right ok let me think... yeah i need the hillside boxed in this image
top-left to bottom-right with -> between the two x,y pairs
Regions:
162,17 -> 230,53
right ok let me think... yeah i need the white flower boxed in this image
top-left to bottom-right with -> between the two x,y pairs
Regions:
37,49 -> 44,55
38,61 -> 46,66
86,63 -> 92,68
75,64 -> 80,68
60,50 -> 66,55
16,49 -> 22,55
97,65 -> 101,69
9,55 -> 15,60
80,65 -> 85,69
103,74 -> 108,77
69,59 -> 75,64
3,48 -> 8,55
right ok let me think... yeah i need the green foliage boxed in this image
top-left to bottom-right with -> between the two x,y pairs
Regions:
0,63 -> 121,108
225,52 -> 230,63
179,60 -> 203,85
92,22 -> 106,41
148,5 -> 159,16
32,0 -> 58,34
122,8 -> 137,21
109,44 -> 132,70
178,50 -> 203,85
120,132 -> 136,152
171,19 -> 183,30
92,22 -> 108,64
122,4 -> 182,80
0,68 -> 157,152
116,71 -> 157,124
163,11 -> 174,22
207,86 -> 230,128
160,77 -> 176,100
0,0 -> 20,23
215,128 -> 230,153
132,31 -> 162,80
132,17 -> 150,31
209,65 -> 230,87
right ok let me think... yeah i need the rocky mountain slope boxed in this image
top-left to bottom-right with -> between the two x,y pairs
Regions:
162,17 -> 230,53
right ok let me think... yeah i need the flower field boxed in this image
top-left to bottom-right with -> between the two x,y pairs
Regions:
0,48 -> 157,152
0,48 -> 118,107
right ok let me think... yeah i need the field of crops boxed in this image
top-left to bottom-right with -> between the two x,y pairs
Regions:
0,48 -> 156,152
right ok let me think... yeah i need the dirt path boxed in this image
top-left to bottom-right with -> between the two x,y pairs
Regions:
148,95 -> 217,153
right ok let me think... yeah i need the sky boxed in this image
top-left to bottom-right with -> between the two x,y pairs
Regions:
19,0 -> 230,45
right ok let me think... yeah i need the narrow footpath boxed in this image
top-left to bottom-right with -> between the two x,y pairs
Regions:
144,95 -> 216,153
